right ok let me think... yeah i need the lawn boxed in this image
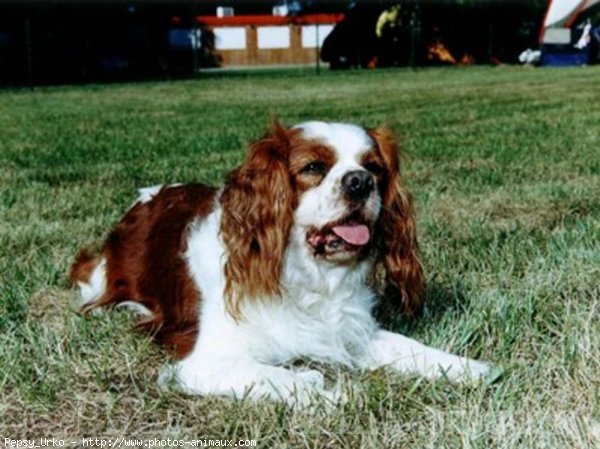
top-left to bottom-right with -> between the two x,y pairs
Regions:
1,66 -> 599,448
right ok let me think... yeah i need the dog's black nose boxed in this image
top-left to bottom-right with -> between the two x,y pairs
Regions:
342,170 -> 374,201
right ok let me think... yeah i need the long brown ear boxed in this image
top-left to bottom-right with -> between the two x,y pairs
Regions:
370,127 -> 425,319
219,121 -> 295,319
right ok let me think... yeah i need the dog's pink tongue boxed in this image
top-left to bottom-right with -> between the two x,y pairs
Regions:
331,224 -> 370,246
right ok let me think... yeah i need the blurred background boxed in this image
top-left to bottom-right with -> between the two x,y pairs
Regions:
0,0 -> 599,87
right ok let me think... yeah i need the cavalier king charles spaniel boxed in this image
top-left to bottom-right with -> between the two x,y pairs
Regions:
70,121 -> 490,404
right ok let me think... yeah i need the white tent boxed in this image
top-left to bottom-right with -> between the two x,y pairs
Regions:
540,0 -> 600,42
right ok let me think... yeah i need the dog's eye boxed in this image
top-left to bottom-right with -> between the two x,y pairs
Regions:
300,161 -> 327,175
364,162 -> 384,175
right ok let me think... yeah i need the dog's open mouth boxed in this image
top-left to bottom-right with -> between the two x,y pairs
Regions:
307,212 -> 372,258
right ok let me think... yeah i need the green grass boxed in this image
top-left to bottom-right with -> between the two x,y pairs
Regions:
1,66 -> 599,447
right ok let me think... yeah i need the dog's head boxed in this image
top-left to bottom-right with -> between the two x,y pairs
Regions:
220,120 -> 424,318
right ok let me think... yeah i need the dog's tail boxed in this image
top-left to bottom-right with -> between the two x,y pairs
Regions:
69,247 -> 197,359
69,249 -> 107,308
69,249 -> 100,284
69,248 -> 160,332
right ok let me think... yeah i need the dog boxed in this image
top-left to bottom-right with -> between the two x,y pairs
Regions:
70,121 -> 491,404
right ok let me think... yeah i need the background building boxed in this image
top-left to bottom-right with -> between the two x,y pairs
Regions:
1,1 -> 595,87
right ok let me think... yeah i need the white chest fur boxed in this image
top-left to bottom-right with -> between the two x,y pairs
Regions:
184,205 -> 378,366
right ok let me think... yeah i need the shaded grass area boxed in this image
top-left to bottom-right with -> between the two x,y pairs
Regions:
1,66 -> 599,447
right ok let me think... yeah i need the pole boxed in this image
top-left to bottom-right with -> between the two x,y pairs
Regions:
192,21 -> 199,77
409,5 -> 421,68
315,24 -> 320,75
488,24 -> 494,62
25,17 -> 33,88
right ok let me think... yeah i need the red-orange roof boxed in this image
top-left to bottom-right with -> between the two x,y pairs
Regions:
195,14 -> 345,27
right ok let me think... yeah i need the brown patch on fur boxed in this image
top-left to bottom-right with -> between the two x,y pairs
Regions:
369,127 -> 425,319
289,140 -> 337,192
219,121 -> 297,320
71,184 -> 217,359
69,250 -> 101,285
360,149 -> 387,181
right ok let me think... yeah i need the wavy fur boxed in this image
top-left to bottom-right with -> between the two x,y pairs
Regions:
370,127 -> 425,318
219,122 -> 296,319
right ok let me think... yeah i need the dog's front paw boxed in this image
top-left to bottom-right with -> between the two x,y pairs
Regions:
258,369 -> 323,404
296,369 -> 325,388
157,360 -> 207,395
259,368 -> 344,409
158,361 -> 338,408
447,359 -> 503,385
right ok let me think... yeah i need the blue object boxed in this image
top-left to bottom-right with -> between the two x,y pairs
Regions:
541,42 -> 590,66
169,29 -> 201,50
542,51 -> 589,66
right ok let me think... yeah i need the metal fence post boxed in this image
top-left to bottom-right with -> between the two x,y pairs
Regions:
316,23 -> 321,75
25,17 -> 33,88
